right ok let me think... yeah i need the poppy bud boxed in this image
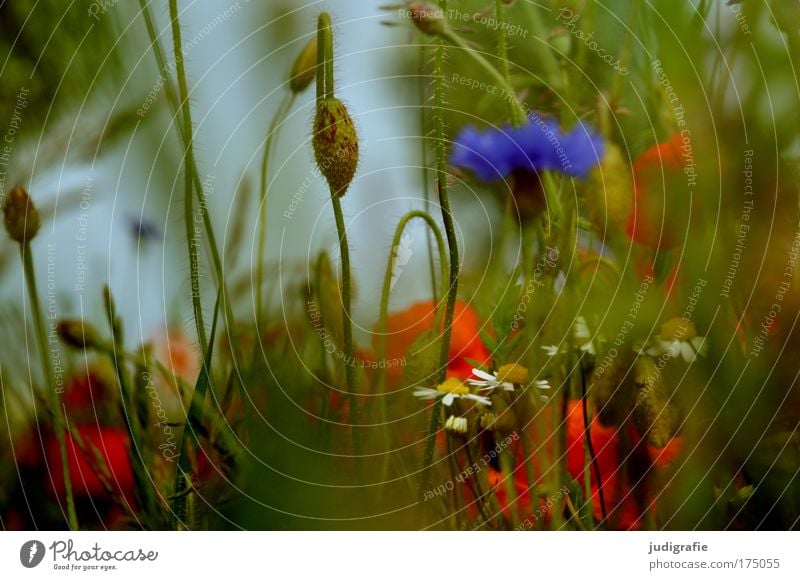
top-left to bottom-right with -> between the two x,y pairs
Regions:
313,13 -> 359,197
588,143 -> 633,238
313,98 -> 359,196
57,319 -> 102,350
3,185 -> 40,244
407,3 -> 448,36
289,37 -> 317,94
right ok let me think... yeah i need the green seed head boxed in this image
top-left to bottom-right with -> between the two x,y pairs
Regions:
313,98 -> 359,197
3,184 -> 40,244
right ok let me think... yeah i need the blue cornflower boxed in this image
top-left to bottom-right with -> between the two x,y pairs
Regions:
450,115 -> 604,181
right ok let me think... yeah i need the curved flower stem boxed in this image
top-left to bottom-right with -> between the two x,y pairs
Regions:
330,195 -> 360,456
419,0 -> 460,500
376,210 -> 447,481
256,92 -> 296,324
22,244 -> 78,530
440,28 -> 528,122
376,210 -> 448,396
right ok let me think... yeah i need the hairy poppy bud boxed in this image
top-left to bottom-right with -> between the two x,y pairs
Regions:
407,3 -> 448,36
289,37 -> 317,93
313,13 -> 359,197
313,98 -> 359,196
3,185 -> 40,244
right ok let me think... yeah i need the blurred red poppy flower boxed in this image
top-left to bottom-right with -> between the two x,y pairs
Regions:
627,134 -> 691,250
376,300 -> 491,386
487,401 -> 681,529
46,425 -> 134,505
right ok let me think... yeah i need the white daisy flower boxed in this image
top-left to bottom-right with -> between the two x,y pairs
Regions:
413,378 -> 491,407
444,415 -> 468,435
467,364 -> 550,394
645,318 -> 707,363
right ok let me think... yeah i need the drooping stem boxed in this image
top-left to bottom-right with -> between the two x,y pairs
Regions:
22,245 -> 78,530
376,210 -> 447,482
376,210 -> 448,398
440,28 -> 528,122
257,92 -> 296,324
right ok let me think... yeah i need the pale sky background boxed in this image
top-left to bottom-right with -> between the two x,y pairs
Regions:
16,0 -> 490,348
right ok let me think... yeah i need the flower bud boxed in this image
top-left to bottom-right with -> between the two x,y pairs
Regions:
289,37 -> 317,94
550,28 -> 573,56
407,3 -> 447,36
313,98 -> 359,196
58,319 -> 102,350
588,143 -> 633,239
3,184 -> 40,244
633,377 -> 678,449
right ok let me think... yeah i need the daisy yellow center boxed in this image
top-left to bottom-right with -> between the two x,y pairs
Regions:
496,363 -> 530,384
660,317 -> 696,341
437,378 -> 469,395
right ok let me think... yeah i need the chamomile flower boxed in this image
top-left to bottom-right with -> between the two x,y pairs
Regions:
467,364 -> 550,394
645,318 -> 707,363
413,378 -> 491,407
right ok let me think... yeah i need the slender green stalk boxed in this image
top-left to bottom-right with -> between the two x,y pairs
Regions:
330,196 -> 360,455
22,245 -> 78,530
418,45 -> 439,304
139,0 -> 241,369
495,0 -> 525,127
315,12 -> 360,456
419,0 -> 460,499
102,287 -> 157,521
518,1 -> 564,91
169,0 -> 208,356
257,93 -> 296,323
